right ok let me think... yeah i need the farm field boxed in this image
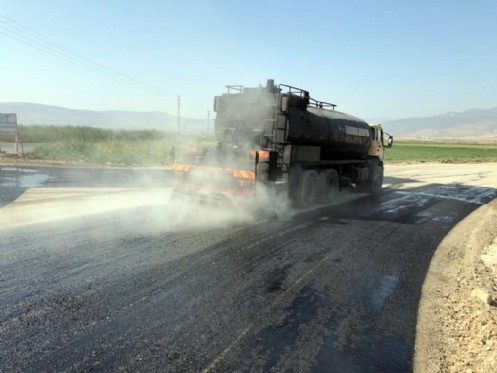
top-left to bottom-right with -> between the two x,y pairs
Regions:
386,141 -> 497,164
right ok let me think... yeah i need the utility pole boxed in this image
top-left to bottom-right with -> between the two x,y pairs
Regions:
207,110 -> 210,136
177,96 -> 181,134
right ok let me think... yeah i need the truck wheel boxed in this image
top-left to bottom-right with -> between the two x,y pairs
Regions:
295,170 -> 319,208
369,165 -> 384,194
318,169 -> 339,204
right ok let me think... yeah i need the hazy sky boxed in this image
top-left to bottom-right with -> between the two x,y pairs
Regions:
1,0 -> 496,122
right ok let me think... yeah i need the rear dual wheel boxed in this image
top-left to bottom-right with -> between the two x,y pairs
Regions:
318,169 -> 339,204
294,169 -> 340,208
294,170 -> 319,208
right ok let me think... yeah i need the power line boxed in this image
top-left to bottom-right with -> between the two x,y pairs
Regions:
0,13 -> 210,117
0,15 -> 173,96
0,27 -> 140,89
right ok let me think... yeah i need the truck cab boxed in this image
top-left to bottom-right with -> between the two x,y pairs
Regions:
368,124 -> 393,161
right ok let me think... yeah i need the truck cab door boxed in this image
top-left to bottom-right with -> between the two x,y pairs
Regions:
368,127 -> 384,160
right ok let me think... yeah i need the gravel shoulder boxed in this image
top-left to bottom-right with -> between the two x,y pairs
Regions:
414,198 -> 497,372
384,163 -> 497,372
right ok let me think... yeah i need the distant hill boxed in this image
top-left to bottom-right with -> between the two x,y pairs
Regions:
2,102 -> 497,139
0,102 -> 208,134
383,107 -> 497,138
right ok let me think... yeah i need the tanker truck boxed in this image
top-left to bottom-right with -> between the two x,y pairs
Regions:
172,79 -> 393,208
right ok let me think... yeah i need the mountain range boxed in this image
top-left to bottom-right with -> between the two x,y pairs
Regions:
382,107 -> 497,138
1,102 -> 497,138
0,102 -> 208,134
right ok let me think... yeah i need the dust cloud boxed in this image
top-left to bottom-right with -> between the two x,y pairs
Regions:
0,182 -> 293,232
155,182 -> 293,231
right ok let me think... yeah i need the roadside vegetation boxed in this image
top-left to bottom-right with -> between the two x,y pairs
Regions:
2,126 -> 497,166
0,125 -> 215,166
386,140 -> 497,164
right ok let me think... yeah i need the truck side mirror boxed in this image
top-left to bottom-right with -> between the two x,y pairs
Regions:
387,136 -> 393,148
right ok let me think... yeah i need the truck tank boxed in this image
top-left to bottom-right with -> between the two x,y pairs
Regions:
214,80 -> 372,161
285,106 -> 372,160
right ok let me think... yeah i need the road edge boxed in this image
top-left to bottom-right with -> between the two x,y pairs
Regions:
414,198 -> 497,372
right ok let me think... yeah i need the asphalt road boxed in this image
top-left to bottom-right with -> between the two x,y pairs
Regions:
1,164 -> 497,372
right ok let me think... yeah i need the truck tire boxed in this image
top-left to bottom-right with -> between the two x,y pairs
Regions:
295,170 -> 319,208
318,169 -> 339,204
369,164 -> 384,194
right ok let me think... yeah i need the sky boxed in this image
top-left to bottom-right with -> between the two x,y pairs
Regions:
0,0 -> 496,122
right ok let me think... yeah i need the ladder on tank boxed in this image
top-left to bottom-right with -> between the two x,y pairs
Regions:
263,98 -> 289,173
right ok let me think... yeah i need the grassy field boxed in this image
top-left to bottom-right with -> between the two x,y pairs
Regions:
26,137 -> 216,166
1,125 -> 216,166
385,141 -> 497,163
2,126 -> 497,166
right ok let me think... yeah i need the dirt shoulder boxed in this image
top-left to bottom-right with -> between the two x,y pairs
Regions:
415,198 -> 497,372
0,156 -> 171,170
0,156 -> 121,168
